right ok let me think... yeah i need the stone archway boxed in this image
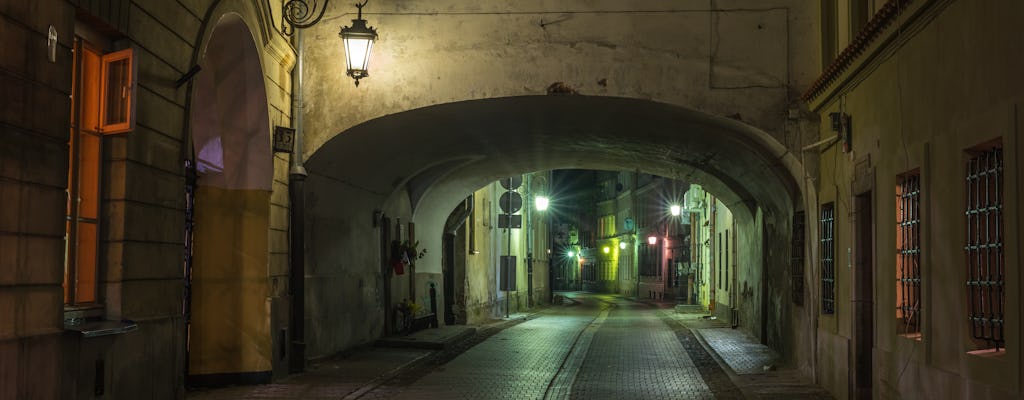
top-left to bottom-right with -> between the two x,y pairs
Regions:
303,95 -> 805,359
187,12 -> 273,384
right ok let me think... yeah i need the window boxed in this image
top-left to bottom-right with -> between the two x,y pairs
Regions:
965,145 -> 1004,351
717,233 -> 722,289
896,172 -> 922,336
724,229 -> 729,291
792,211 -> 806,305
821,203 -> 836,314
64,37 -> 135,307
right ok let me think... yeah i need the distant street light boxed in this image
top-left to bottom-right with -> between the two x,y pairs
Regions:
535,195 -> 550,211
619,242 -> 627,250
567,250 -> 575,258
648,235 -> 657,245
670,204 -> 681,216
603,246 -> 610,254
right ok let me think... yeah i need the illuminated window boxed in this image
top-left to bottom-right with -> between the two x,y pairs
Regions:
64,37 -> 134,306
821,203 -> 836,314
896,172 -> 921,336
965,145 -> 1004,351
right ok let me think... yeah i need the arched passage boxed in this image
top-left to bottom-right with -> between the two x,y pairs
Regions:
187,13 -> 273,382
303,95 -> 805,360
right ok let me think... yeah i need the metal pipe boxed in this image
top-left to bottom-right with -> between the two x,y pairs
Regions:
288,29 -> 308,374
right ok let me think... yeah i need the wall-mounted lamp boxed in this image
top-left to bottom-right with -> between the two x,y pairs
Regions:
828,112 -> 852,153
535,195 -> 550,211
647,235 -> 657,245
282,0 -> 378,87
619,242 -> 627,250
670,204 -> 681,216
339,1 -> 378,86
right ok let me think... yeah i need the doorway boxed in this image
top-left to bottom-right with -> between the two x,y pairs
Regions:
853,192 -> 874,399
186,13 -> 273,384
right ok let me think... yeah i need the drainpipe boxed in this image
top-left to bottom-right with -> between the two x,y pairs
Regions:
288,29 -> 308,374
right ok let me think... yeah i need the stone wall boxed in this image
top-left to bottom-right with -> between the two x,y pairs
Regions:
808,0 -> 1023,398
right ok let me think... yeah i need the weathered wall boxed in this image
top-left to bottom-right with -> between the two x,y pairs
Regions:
1,0 -> 295,396
302,0 -> 820,159
808,0 -> 1023,398
0,1 -> 76,398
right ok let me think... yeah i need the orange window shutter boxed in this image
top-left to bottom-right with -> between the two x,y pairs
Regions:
98,47 -> 135,134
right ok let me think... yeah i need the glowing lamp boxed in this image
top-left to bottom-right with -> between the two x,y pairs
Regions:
535,196 -> 550,211
339,2 -> 377,86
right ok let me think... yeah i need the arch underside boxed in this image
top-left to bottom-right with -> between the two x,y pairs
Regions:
307,95 -> 801,219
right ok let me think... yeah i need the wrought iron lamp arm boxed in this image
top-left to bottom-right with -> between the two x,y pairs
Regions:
282,0 -> 333,35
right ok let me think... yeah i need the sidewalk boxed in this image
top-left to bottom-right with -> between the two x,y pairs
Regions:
186,313 -> 535,400
666,311 -> 834,400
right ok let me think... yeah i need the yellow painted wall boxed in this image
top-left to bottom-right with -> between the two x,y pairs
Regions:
189,185 -> 271,375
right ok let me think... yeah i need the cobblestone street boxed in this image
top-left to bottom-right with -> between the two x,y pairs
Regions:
189,293 -> 832,400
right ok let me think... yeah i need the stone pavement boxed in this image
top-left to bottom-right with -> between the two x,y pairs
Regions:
187,294 -> 833,400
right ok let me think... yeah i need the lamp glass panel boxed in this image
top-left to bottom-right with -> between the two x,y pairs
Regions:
344,37 -> 373,73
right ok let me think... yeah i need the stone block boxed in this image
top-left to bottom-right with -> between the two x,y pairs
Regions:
19,236 -> 64,286
0,292 -> 15,340
120,279 -> 183,319
135,87 -> 185,141
0,181 -> 65,237
0,73 -> 70,141
268,253 -> 289,278
132,0 -> 201,46
128,4 -> 194,73
126,164 -> 185,209
269,227 -> 288,254
271,178 -> 289,206
127,126 -> 184,174
0,130 -> 68,188
269,203 -> 289,231
0,339 -> 16,399
137,48 -> 188,106
110,200 -> 184,243
119,241 -> 184,281
16,287 -> 62,337
20,334 -> 61,399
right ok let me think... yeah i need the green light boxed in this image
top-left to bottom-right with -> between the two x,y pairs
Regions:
602,246 -> 610,254
567,251 -> 575,258
619,242 -> 627,250
535,196 -> 550,211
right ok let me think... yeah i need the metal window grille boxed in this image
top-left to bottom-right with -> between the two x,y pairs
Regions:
897,173 -> 921,335
792,211 -> 806,305
965,147 -> 1004,350
821,203 -> 836,314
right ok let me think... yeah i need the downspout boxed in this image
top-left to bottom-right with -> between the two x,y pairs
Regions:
525,175 -> 533,308
288,29 -> 308,374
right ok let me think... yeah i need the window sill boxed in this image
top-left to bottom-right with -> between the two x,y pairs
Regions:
64,319 -> 138,338
966,348 -> 1006,359
898,332 -> 922,341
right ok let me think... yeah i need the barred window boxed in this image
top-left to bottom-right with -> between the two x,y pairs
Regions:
821,203 -> 836,314
965,146 -> 1004,351
792,211 -> 806,305
896,172 -> 921,336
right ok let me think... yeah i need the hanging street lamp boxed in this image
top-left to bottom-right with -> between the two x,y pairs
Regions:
339,1 -> 378,86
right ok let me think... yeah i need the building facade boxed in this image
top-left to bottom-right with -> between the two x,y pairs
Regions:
3,1 -> 1021,399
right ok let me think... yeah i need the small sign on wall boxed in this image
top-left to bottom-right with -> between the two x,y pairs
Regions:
274,126 -> 295,153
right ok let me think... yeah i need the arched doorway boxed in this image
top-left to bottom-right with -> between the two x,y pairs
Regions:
186,13 -> 273,384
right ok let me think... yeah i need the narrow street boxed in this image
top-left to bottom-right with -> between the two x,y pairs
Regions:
190,293 -> 832,400
382,294 -> 727,399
